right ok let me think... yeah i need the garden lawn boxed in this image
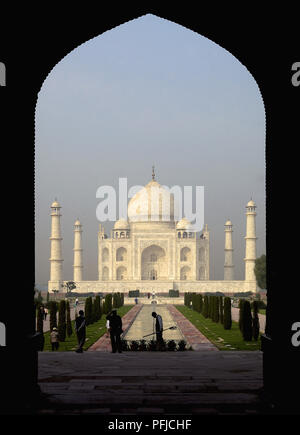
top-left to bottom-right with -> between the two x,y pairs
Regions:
42,305 -> 133,352
176,306 -> 261,351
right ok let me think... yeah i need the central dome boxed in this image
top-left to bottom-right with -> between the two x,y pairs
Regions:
128,179 -> 174,222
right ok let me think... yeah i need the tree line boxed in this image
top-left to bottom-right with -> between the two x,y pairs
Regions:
184,293 -> 260,341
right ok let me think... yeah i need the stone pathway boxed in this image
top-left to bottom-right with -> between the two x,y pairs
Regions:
123,305 -> 185,342
89,305 -> 142,352
167,305 -> 218,351
37,351 -> 264,414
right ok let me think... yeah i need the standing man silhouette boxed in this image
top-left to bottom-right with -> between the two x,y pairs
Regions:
152,311 -> 163,346
106,309 -> 123,353
75,310 -> 86,353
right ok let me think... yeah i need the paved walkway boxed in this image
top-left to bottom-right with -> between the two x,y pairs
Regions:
89,305 -> 143,352
37,351 -> 264,414
123,305 -> 185,342
232,307 -> 266,333
168,305 -> 218,351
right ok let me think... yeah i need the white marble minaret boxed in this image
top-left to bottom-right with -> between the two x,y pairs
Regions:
244,199 -> 257,284
49,199 -> 63,291
73,219 -> 83,282
224,220 -> 234,280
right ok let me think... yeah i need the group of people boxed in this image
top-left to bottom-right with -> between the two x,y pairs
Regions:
50,306 -> 164,353
39,305 -> 48,320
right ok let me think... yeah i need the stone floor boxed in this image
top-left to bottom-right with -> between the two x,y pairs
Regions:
37,351 -> 266,414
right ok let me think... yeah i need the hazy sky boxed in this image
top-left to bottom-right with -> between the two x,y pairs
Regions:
35,14 -> 265,289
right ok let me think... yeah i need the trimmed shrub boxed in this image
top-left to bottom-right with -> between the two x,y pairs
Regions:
147,340 -> 157,351
219,296 -> 224,324
66,301 -> 73,337
167,340 -> 177,351
223,297 -> 232,330
58,300 -> 66,342
129,340 -> 139,351
85,297 -> 93,326
239,299 -> 246,332
203,295 -> 209,318
104,294 -> 113,313
138,340 -> 147,351
242,300 -> 253,341
214,296 -> 219,323
178,340 -> 187,351
252,300 -> 260,341
36,306 -> 44,334
49,301 -> 58,331
129,290 -> 140,298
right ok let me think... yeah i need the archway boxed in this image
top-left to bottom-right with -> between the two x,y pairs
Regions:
116,247 -> 127,262
180,247 -> 191,262
141,244 -> 167,280
116,266 -> 127,280
180,266 -> 191,280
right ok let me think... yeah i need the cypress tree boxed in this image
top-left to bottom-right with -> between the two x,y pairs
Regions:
203,295 -> 209,318
252,300 -> 260,341
66,301 -> 73,337
214,296 -> 219,323
192,293 -> 197,311
242,300 -> 253,341
105,294 -> 112,313
58,300 -> 67,342
223,297 -> 232,330
219,296 -> 224,324
36,305 -> 44,334
85,297 -> 93,325
199,294 -> 203,313
46,292 -> 49,303
49,301 -> 58,331
239,299 -> 245,332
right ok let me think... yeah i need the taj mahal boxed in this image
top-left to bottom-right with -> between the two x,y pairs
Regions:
48,170 -> 258,295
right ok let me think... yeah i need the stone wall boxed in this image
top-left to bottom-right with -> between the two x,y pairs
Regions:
53,279 -> 256,294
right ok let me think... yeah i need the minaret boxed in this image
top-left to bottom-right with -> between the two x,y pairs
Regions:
244,199 -> 257,284
73,219 -> 83,282
49,199 -> 63,291
224,220 -> 234,280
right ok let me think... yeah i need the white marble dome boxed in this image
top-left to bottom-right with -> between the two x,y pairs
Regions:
74,219 -> 81,226
176,217 -> 192,230
51,200 -> 60,208
225,220 -> 232,226
128,179 -> 174,222
114,218 -> 129,229
247,199 -> 256,207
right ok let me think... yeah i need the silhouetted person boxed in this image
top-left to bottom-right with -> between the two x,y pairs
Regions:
152,312 -> 163,346
148,292 -> 150,299
44,307 -> 48,320
75,309 -> 86,353
106,309 -> 123,353
50,327 -> 59,351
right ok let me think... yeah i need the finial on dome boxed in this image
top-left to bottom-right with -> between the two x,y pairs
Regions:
152,165 -> 155,181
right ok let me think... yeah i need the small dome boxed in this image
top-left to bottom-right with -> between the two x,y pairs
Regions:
176,217 -> 192,230
74,219 -> 81,226
247,199 -> 256,207
51,200 -> 60,208
114,218 -> 129,230
225,220 -> 232,226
